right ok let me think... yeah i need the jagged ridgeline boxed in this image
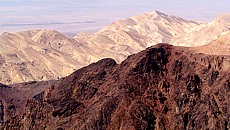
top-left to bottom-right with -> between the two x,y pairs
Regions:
0,11 -> 230,84
1,44 -> 229,130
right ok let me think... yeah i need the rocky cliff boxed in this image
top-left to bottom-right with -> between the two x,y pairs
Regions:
2,44 -> 230,130
0,80 -> 57,129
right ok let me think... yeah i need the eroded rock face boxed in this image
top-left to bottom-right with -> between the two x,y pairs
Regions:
0,80 -> 57,130
0,100 -> 4,126
2,44 -> 230,130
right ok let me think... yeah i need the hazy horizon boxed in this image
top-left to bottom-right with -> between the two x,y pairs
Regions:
1,0 -> 230,36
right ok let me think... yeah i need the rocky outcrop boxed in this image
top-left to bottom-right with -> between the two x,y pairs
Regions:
0,100 -> 3,126
0,80 -> 56,128
2,44 -> 230,130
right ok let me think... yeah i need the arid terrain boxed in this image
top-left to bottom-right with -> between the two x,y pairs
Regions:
0,11 -> 229,84
1,44 -> 229,129
0,11 -> 230,130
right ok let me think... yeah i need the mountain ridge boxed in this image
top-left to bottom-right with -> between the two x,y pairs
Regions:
1,43 -> 229,129
0,11 -> 230,84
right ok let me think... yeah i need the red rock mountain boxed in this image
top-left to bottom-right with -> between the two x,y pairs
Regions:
1,44 -> 229,130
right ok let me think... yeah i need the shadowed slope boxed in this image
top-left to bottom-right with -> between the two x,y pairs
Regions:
2,44 -> 229,130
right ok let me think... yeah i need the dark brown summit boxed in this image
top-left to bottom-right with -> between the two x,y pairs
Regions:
2,44 -> 230,130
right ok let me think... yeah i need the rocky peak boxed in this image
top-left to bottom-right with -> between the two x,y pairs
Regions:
31,29 -> 78,47
213,14 -> 230,24
2,44 -> 229,130
146,10 -> 167,18
148,10 -> 170,19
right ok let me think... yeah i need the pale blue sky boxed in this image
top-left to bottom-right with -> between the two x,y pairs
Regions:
0,0 -> 230,35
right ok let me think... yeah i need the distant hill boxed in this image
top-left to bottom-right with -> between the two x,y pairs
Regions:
172,14 -> 230,46
0,11 -> 230,84
0,30 -> 126,84
75,11 -> 200,53
190,32 -> 230,56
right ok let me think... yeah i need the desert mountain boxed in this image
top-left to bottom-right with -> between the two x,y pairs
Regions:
0,30 -> 126,84
190,32 -> 230,55
172,14 -> 230,46
75,11 -> 230,50
0,30 -> 84,84
74,11 -> 200,53
0,11 -> 230,84
1,44 -> 229,130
